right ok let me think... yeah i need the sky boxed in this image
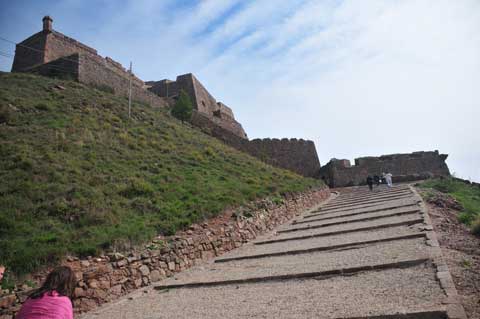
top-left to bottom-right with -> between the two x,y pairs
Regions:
1,0 -> 479,181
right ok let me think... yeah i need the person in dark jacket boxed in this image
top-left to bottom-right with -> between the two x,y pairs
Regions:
373,175 -> 380,186
366,176 -> 374,191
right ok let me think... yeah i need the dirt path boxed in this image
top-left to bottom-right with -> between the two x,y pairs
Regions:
418,187 -> 480,319
81,185 -> 467,319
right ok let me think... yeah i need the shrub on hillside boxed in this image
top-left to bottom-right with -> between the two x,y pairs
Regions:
472,216 -> 480,237
171,90 -> 193,123
0,105 -> 11,124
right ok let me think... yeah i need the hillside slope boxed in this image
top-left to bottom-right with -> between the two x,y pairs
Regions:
0,72 -> 322,274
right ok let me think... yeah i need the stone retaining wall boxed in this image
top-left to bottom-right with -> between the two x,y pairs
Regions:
0,187 -> 330,318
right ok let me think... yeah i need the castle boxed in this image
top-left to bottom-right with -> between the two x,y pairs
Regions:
11,16 -> 450,185
319,151 -> 450,188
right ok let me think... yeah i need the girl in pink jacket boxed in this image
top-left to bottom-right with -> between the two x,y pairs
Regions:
16,266 -> 76,319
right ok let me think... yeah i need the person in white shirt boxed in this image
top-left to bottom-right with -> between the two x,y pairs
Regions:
384,172 -> 393,188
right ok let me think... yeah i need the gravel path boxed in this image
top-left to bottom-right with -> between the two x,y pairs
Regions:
81,185 -> 463,319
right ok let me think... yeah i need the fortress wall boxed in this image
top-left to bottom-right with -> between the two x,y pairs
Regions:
148,80 -> 180,98
12,32 -> 47,72
190,111 -> 249,150
246,138 -> 321,178
191,111 -> 320,177
78,54 -> 168,108
44,31 -> 97,61
216,102 -> 235,120
45,32 -> 144,87
320,151 -> 450,187
26,53 -> 168,108
189,74 -> 218,115
149,74 -> 248,139
25,52 -> 80,80
207,112 -> 248,139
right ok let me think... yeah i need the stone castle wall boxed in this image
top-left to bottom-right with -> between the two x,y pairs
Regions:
26,52 -> 80,80
77,54 -> 167,108
248,138 -> 321,178
191,111 -> 321,178
319,151 -> 450,187
149,74 -> 248,139
11,32 -> 47,71
0,188 -> 330,317
25,52 -> 168,109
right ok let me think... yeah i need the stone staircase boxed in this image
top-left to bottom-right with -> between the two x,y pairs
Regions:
82,185 -> 467,319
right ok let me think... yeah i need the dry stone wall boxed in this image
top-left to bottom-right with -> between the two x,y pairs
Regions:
319,151 -> 450,187
0,188 -> 330,318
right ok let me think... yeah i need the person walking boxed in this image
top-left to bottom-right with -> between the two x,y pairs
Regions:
16,266 -> 76,319
366,175 -> 374,191
373,175 -> 380,187
384,172 -> 393,188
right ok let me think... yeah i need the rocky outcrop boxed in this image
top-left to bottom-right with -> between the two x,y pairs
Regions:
0,187 -> 330,317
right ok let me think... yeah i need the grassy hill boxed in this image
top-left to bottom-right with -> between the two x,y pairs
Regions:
419,178 -> 480,235
0,72 -> 322,274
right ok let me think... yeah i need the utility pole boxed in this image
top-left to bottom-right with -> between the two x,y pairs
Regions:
128,61 -> 132,119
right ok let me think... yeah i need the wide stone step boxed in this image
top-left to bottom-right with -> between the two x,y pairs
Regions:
279,208 -> 420,233
308,197 -> 420,216
331,187 -> 410,201
154,238 -> 437,288
326,189 -> 413,206
255,217 -> 424,245
215,233 -> 426,263
138,265 -> 446,319
320,194 -> 414,211
295,204 -> 421,225
268,211 -> 423,240
216,225 -> 425,260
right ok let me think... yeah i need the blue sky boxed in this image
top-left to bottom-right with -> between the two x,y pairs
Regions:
1,0 -> 479,181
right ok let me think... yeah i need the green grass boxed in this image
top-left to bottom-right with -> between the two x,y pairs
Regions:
419,177 -> 480,234
0,72 -> 323,275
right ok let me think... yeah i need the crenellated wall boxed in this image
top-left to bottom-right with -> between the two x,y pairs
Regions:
319,151 -> 450,187
191,111 -> 321,178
